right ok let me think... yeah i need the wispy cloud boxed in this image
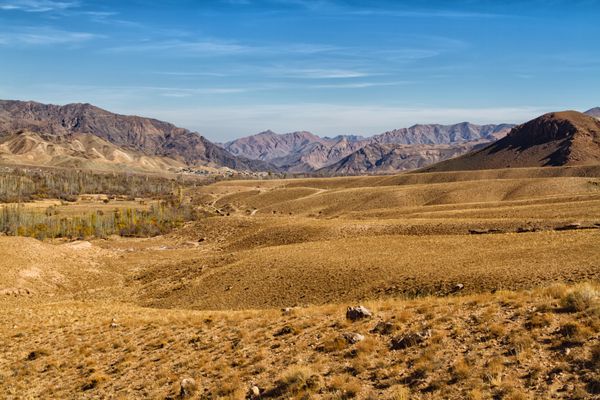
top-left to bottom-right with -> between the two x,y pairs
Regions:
105,38 -> 339,57
0,0 -> 78,12
0,26 -> 101,45
268,67 -> 373,79
349,9 -> 506,19
311,81 -> 413,89
106,39 -> 254,55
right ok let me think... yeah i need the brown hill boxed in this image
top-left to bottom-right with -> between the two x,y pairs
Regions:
425,111 -> 600,172
0,100 -> 272,172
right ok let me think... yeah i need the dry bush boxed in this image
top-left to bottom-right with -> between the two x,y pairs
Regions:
317,335 -> 348,353
508,334 -> 534,356
328,375 -> 363,399
273,366 -> 321,397
451,357 -> 471,381
560,283 -> 599,312
387,385 -> 410,400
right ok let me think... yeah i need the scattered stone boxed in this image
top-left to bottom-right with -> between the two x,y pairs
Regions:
469,229 -> 503,235
517,226 -> 539,233
247,385 -> 261,399
371,321 -> 395,335
390,329 -> 431,350
274,325 -> 295,337
555,223 -> 582,231
281,307 -> 294,315
109,318 -> 119,329
346,305 -> 373,321
225,286 -> 232,291
342,332 -> 365,344
179,377 -> 197,399
453,283 -> 465,292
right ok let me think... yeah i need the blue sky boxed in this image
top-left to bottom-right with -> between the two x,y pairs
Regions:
0,0 -> 599,141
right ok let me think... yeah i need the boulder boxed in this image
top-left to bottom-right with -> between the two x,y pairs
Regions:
179,378 -> 197,399
346,306 -> 373,321
247,385 -> 261,399
371,321 -> 395,335
390,329 -> 431,350
342,332 -> 365,344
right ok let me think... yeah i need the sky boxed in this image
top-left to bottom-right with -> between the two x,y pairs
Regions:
0,0 -> 599,141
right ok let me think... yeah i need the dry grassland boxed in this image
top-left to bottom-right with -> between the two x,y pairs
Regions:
0,165 -> 599,398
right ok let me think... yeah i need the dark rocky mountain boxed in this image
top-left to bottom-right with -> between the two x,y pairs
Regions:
585,107 -> 600,119
425,111 -> 600,172
0,100 -> 271,172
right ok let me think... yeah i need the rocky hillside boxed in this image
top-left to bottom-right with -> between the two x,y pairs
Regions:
370,122 -> 512,145
225,123 -> 512,174
317,141 -> 489,175
426,111 -> 600,172
0,100 -> 271,172
223,130 -> 366,172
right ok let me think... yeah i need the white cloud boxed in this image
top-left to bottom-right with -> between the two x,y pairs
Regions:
0,0 -> 78,12
0,27 -> 101,45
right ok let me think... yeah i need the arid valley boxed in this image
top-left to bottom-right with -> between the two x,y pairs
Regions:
1,1 -> 600,399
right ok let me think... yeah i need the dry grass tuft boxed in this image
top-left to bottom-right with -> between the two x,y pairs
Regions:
561,283 -> 599,312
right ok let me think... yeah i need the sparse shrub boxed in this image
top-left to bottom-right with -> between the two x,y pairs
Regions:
328,375 -> 362,399
317,335 -> 348,353
591,344 -> 600,369
451,357 -> 471,381
525,313 -> 552,329
508,334 -> 534,357
558,321 -> 591,343
274,366 -> 321,396
561,283 -> 599,312
81,372 -> 108,391
487,323 -> 505,339
387,385 -> 410,400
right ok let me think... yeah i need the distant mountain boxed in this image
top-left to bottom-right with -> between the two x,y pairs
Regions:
225,122 -> 513,174
223,130 -> 367,172
370,123 -> 513,145
0,100 -> 271,172
317,141 -> 489,176
425,111 -> 600,172
585,107 -> 600,119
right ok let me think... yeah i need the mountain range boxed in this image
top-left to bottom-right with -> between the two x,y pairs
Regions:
0,99 -> 598,175
223,123 -> 514,175
426,110 -> 600,172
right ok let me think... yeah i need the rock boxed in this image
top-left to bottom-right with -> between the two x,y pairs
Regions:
273,325 -> 295,337
247,385 -> 260,399
390,330 -> 431,350
281,307 -> 294,315
179,378 -> 197,399
453,283 -> 464,292
346,305 -> 373,321
342,332 -> 365,344
109,318 -> 119,328
371,321 -> 395,335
